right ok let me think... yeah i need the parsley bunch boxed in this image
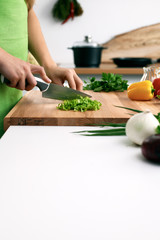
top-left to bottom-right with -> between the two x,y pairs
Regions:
83,73 -> 128,92
57,97 -> 101,112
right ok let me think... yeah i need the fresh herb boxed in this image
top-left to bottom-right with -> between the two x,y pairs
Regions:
57,96 -> 102,112
83,73 -> 128,92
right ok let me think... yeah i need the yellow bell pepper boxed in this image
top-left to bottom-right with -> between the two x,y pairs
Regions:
127,80 -> 155,101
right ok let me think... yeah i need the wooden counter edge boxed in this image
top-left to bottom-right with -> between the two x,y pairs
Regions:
3,92 -> 30,132
74,67 -> 143,75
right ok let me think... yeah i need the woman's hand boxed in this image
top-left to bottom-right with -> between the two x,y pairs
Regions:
44,65 -> 83,91
0,48 -> 51,91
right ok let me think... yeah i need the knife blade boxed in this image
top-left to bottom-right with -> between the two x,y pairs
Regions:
1,75 -> 92,100
35,78 -> 92,100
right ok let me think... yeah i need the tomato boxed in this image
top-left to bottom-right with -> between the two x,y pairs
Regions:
153,78 -> 160,96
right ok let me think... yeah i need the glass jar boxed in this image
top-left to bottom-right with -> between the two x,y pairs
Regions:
141,66 -> 160,82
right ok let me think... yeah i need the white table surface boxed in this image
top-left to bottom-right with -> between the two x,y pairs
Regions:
0,126 -> 160,240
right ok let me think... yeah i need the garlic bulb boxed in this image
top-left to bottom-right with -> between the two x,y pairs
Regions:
125,110 -> 159,145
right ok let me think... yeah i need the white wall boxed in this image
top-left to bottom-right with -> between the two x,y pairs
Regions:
34,0 -> 160,65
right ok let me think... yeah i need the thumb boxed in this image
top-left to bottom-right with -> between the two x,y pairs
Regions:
30,64 -> 51,83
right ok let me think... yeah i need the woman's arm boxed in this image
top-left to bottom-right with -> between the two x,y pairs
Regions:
28,8 -> 55,68
28,9 -> 83,91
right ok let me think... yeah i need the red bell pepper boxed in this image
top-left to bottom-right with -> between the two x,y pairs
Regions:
156,89 -> 160,99
153,78 -> 160,96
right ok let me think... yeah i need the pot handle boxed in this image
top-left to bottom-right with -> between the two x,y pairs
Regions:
68,47 -> 73,50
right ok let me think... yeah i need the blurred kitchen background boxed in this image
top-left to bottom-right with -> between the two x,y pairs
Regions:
33,0 -> 160,67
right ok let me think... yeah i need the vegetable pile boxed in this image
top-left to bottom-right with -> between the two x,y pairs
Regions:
57,96 -> 101,112
83,73 -> 128,92
75,106 -> 160,137
74,106 -> 160,162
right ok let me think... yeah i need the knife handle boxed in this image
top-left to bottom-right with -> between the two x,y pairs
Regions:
1,75 -> 49,92
35,80 -> 49,92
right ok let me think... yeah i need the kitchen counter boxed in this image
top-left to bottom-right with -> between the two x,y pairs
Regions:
75,63 -> 144,75
0,126 -> 160,239
59,63 -> 145,75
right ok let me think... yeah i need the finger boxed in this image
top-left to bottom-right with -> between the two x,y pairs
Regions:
30,64 -> 51,83
6,78 -> 18,88
51,78 -> 64,86
15,76 -> 26,90
25,71 -> 37,91
6,81 -> 16,88
74,74 -> 83,91
67,76 -> 76,89
65,71 -> 76,90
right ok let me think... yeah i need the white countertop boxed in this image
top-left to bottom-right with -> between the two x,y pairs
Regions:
0,126 -> 160,240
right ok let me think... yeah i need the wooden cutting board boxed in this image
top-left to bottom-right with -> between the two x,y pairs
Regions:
101,23 -> 160,63
4,90 -> 160,131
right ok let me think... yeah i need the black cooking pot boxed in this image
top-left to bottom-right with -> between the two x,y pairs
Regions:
68,36 -> 106,68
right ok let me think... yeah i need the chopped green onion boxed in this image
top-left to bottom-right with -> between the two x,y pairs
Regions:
57,96 -> 102,112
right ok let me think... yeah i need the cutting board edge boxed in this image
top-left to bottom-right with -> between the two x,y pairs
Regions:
4,117 -> 129,130
3,92 -> 31,132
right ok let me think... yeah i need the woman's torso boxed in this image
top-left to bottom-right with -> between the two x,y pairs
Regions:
0,0 -> 28,137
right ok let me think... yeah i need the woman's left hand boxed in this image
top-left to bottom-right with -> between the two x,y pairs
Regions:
45,66 -> 83,91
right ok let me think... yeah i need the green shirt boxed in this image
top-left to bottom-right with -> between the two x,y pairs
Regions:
0,0 -> 28,137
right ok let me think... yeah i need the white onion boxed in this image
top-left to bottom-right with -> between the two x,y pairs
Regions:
125,110 -> 159,145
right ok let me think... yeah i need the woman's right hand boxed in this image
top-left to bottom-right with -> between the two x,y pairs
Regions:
0,48 -> 51,91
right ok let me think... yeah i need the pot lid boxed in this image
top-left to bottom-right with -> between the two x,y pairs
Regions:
73,35 -> 100,47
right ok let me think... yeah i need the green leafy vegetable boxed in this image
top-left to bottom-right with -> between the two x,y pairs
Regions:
83,73 -> 128,92
57,96 -> 102,112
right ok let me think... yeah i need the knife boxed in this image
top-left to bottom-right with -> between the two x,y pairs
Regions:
1,75 -> 91,100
